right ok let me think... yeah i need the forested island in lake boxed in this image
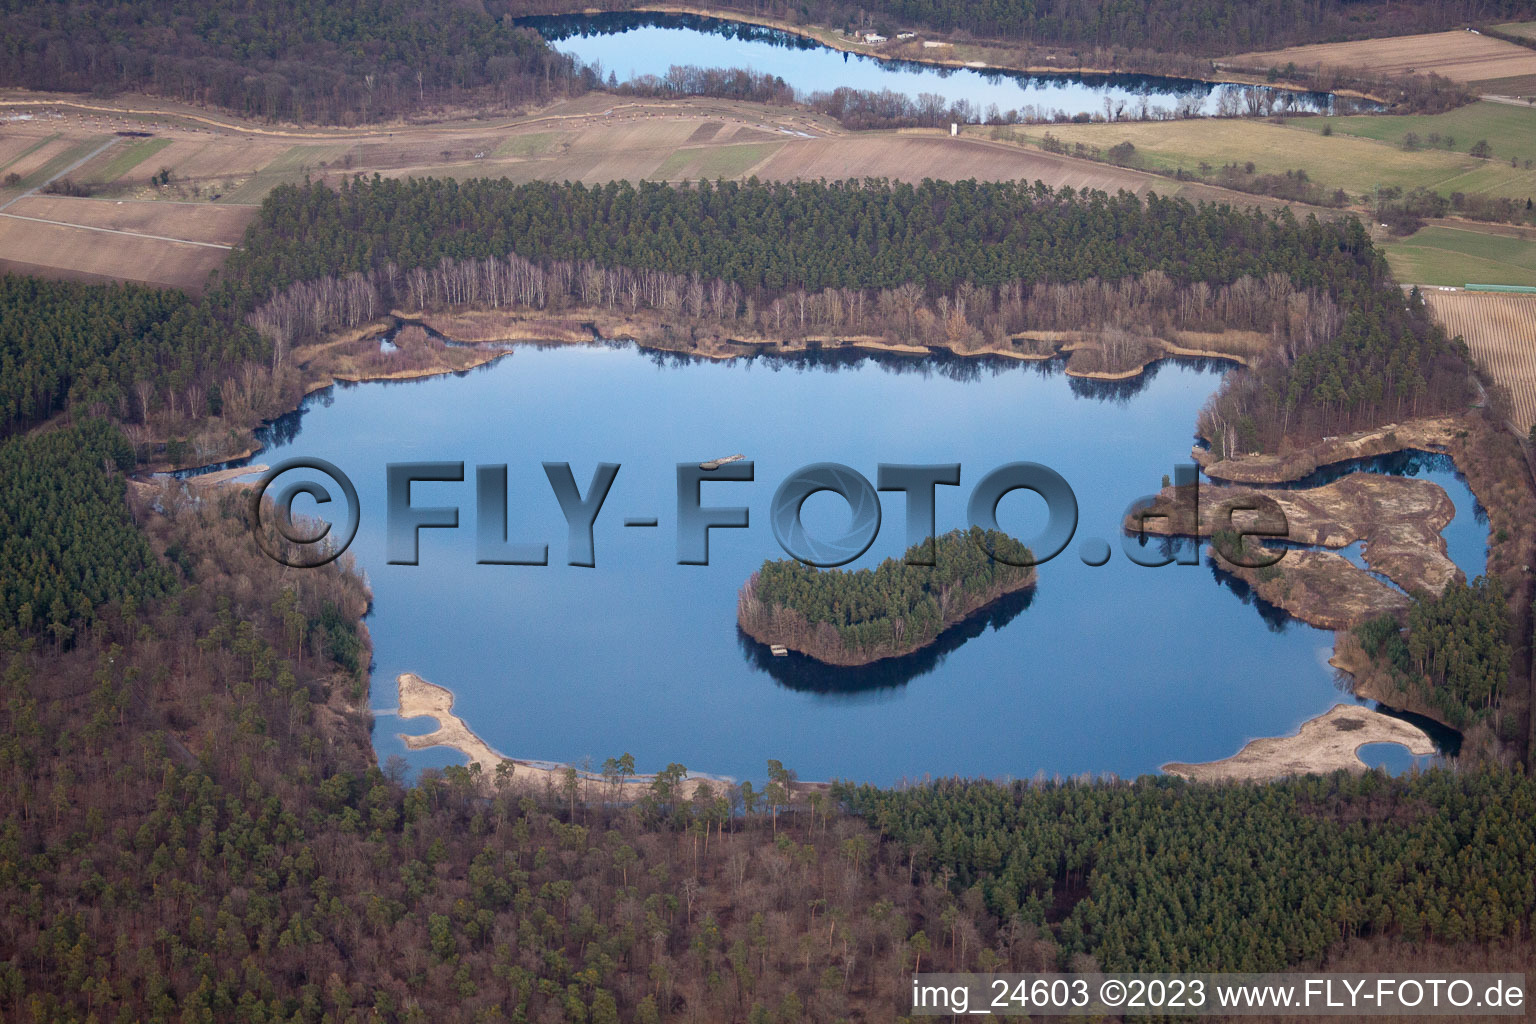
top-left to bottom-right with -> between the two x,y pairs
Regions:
738,527 -> 1036,665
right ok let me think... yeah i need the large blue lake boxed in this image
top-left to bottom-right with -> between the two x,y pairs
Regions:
242,344 -> 1485,784
521,12 -> 1354,120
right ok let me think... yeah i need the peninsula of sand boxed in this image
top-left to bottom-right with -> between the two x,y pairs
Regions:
394,672 -> 731,798
1163,704 -> 1436,782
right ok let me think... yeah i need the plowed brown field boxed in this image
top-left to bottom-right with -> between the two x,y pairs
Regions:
1427,290 -> 1536,431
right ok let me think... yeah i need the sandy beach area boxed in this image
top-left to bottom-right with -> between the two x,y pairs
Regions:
1163,703 -> 1437,782
395,672 -> 734,798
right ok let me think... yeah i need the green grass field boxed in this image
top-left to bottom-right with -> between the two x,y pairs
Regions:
494,132 -> 558,158
212,144 -> 358,204
261,144 -> 358,175
1381,225 -> 1536,287
1493,22 -> 1536,41
992,106 -> 1536,202
216,173 -> 303,205
84,137 -> 172,184
997,120 -> 1515,199
1293,101 -> 1536,167
650,141 -> 782,181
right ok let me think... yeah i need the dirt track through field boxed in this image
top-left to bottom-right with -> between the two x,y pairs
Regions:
0,216 -> 225,292
0,212 -> 232,248
4,195 -> 254,244
0,136 -> 117,212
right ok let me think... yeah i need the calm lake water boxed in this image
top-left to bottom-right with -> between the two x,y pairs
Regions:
522,12 -> 1354,120
238,344 -> 1485,785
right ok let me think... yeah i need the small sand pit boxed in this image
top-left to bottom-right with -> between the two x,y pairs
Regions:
1163,704 -> 1436,782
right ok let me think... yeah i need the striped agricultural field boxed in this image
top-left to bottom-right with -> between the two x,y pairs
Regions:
1426,291 -> 1536,432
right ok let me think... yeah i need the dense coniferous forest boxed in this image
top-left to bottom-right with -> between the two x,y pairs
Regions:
226,176 -> 1472,444
1198,285 -> 1471,451
738,528 -> 1035,664
0,420 -> 174,643
223,176 -> 1386,303
0,0 -> 593,123
1355,576 -> 1513,728
0,276 -> 265,437
838,769 -> 1536,972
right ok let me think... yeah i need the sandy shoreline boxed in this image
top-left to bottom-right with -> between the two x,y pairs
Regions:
399,668 -> 1427,790
406,307 -> 1260,379
1163,703 -> 1437,782
1193,416 -> 1460,484
395,672 -> 734,797
184,463 -> 268,487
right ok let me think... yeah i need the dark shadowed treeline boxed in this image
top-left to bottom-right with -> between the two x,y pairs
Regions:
0,0 -> 594,124
0,0 -> 1490,127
